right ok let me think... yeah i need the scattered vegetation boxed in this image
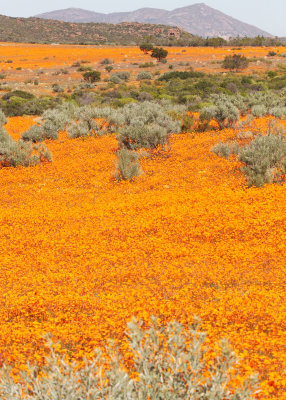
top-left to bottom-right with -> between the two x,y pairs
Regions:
0,317 -> 258,399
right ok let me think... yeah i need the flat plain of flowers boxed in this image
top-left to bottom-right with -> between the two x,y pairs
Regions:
0,116 -> 285,399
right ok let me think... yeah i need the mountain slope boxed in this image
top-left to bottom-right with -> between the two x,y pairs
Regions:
35,3 -> 272,38
0,14 -> 194,45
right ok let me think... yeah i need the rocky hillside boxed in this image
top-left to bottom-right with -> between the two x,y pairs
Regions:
35,3 -> 272,38
0,15 -> 194,45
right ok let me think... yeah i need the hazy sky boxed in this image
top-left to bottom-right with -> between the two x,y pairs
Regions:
1,0 -> 285,37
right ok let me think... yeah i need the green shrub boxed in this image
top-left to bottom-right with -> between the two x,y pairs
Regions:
114,72 -> 130,81
200,99 -> 239,129
2,90 -> 35,101
67,121 -> 91,139
269,106 -> 286,118
108,74 -> 122,84
181,114 -> 194,132
21,125 -> 44,142
222,54 -> 249,71
105,65 -> 113,73
137,71 -> 152,81
0,109 -> 7,126
22,105 -> 75,142
211,142 -> 232,159
52,83 -> 64,93
139,62 -> 154,68
251,105 -> 267,117
0,316 -> 258,399
82,70 -> 101,83
238,134 -> 286,187
100,58 -> 113,65
114,148 -> 142,180
0,126 -> 52,168
117,101 -> 181,150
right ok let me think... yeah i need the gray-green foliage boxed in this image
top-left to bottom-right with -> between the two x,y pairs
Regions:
137,71 -> 152,81
0,316 -> 258,400
269,106 -> 286,118
0,109 -> 7,126
21,125 -> 45,142
238,134 -> 286,187
251,105 -> 267,117
21,104 -> 77,142
211,141 -> 240,159
211,142 -> 232,159
210,94 -> 248,116
67,106 -> 114,138
114,148 -> 141,180
109,72 -> 130,84
117,101 -> 181,150
248,92 -> 286,118
0,125 -> 52,168
200,96 -> 239,129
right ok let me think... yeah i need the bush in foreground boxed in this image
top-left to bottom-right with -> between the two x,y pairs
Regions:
114,148 -> 142,181
238,134 -> 286,187
212,133 -> 286,187
0,316 -> 258,399
0,125 -> 52,168
117,101 -> 181,150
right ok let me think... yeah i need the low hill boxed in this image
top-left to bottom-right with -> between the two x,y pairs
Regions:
0,15 -> 194,45
35,3 -> 272,38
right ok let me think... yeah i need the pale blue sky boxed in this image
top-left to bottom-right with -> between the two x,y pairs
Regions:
1,0 -> 285,37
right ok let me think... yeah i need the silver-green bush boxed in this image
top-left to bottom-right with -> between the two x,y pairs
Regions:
251,105 -> 267,118
238,134 -> 286,187
117,101 -> 181,150
0,126 -> 52,168
200,98 -> 239,130
211,142 -> 232,159
137,71 -> 152,81
114,148 -> 142,180
0,316 -> 258,400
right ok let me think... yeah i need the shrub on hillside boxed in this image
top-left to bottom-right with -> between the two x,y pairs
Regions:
0,316 -> 258,399
251,105 -> 267,117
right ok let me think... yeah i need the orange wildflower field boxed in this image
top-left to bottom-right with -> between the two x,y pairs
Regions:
0,44 -> 286,398
1,43 -> 286,95
0,115 -> 285,399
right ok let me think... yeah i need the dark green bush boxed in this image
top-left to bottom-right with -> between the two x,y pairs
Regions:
82,70 -> 101,83
222,54 -> 249,72
2,90 -> 35,101
158,70 -> 204,81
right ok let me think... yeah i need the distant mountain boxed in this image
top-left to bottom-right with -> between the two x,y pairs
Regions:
0,14 -> 194,45
35,3 -> 272,38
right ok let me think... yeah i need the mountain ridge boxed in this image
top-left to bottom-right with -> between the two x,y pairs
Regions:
0,14 -> 194,45
35,3 -> 272,38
